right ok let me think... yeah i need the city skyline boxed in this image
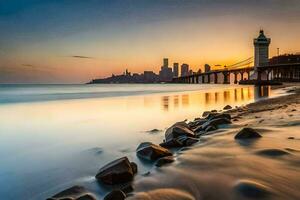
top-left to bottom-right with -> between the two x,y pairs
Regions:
1,0 -> 300,83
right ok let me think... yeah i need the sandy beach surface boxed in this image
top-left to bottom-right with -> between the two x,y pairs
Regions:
47,84 -> 300,200
126,84 -> 300,200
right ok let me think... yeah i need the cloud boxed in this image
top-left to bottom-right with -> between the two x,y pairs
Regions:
70,55 -> 94,59
22,64 -> 34,67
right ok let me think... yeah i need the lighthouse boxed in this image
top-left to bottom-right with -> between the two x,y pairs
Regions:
252,30 -> 271,80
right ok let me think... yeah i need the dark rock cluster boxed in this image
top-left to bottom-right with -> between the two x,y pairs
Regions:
49,107 -> 267,200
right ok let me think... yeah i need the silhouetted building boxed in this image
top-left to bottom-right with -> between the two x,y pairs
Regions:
159,58 -> 173,82
173,63 -> 179,78
181,63 -> 189,77
269,54 -> 300,65
188,69 -> 193,76
163,58 -> 168,67
144,71 -> 159,82
204,64 -> 211,73
89,69 -> 159,84
269,54 -> 300,80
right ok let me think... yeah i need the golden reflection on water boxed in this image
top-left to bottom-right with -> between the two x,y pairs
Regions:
158,86 -> 270,112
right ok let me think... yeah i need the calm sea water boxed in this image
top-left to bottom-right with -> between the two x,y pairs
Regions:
0,84 -> 278,199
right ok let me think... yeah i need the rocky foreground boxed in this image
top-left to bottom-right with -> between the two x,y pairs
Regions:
47,85 -> 300,200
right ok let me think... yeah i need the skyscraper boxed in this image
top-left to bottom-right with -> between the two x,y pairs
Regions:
163,58 -> 169,67
181,63 -> 189,77
204,64 -> 211,73
159,58 -> 173,82
173,63 -> 179,78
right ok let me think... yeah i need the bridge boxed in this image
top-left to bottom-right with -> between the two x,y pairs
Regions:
172,60 -> 300,84
172,30 -> 300,85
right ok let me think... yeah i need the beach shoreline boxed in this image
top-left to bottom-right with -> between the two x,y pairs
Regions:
129,83 -> 300,200
48,83 -> 300,200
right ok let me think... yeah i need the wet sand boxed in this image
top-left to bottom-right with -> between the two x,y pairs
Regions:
128,84 -> 300,200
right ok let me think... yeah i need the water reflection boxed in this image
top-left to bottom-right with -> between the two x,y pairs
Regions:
162,96 -> 170,111
160,86 -> 271,112
254,86 -> 270,100
182,94 -> 189,107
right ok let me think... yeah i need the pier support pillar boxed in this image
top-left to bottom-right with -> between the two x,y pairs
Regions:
240,72 -> 244,81
223,72 -> 230,84
257,70 -> 262,81
214,73 -> 218,84
246,71 -> 250,80
234,73 -> 238,84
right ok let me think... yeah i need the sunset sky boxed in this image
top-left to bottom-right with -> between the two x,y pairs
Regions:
0,0 -> 300,83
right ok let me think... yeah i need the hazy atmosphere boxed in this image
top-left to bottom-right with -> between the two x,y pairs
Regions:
1,0 -> 300,83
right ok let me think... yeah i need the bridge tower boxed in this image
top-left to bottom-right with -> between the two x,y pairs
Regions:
252,30 -> 271,80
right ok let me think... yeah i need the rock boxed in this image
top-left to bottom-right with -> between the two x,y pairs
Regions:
148,129 -> 161,133
160,136 -> 198,148
184,137 -> 199,146
288,137 -> 295,139
233,118 -> 239,122
95,157 -> 136,185
234,128 -> 262,139
211,109 -> 218,112
234,180 -> 272,198
256,149 -> 290,157
155,156 -> 175,167
137,142 -> 172,161
76,194 -> 96,200
121,184 -> 134,194
205,125 -> 217,132
223,105 -> 232,110
50,186 -> 86,199
207,113 -> 231,121
188,119 -> 207,129
130,162 -> 138,174
165,123 -> 195,142
201,118 -> 231,130
202,111 -> 211,117
159,139 -> 179,148
104,190 -> 126,200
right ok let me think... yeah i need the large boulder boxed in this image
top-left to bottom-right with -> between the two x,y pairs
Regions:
137,142 -> 172,161
47,186 -> 96,200
165,122 -> 195,142
104,190 -> 126,200
234,128 -> 262,139
95,157 -> 137,185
